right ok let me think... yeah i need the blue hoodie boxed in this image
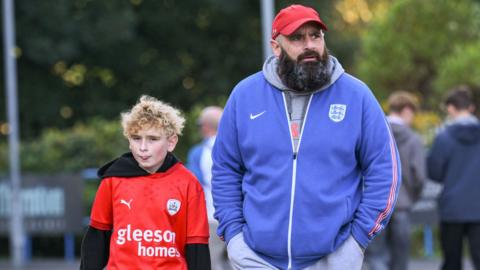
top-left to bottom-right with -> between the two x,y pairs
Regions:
212,56 -> 400,270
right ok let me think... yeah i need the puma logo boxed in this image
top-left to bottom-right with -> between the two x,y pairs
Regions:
120,199 -> 133,209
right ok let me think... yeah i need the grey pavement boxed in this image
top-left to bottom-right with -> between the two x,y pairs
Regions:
0,258 -> 476,270
0,259 -> 79,270
408,258 -> 474,270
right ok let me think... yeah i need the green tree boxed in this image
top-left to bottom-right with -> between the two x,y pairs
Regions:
2,0 -> 264,139
434,41 -> 480,94
19,118 -> 126,172
0,107 -> 208,173
0,0 -> 363,141
356,0 -> 480,107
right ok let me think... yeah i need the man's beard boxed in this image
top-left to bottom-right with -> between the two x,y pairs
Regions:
277,47 -> 331,93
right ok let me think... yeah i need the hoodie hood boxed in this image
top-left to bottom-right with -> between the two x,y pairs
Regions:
446,122 -> 480,145
389,122 -> 413,145
386,116 -> 412,145
97,152 -> 179,179
262,54 -> 345,94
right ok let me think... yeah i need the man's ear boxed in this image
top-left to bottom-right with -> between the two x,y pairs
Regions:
270,39 -> 282,57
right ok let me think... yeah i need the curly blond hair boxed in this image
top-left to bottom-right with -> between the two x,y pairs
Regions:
121,95 -> 185,138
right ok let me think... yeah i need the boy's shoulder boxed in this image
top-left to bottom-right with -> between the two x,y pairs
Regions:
168,163 -> 203,188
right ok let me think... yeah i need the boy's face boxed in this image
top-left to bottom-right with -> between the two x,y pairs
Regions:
128,127 -> 178,173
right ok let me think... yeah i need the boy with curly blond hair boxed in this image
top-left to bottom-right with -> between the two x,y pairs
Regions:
81,95 -> 211,270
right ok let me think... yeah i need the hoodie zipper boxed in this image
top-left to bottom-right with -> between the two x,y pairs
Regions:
282,92 -> 313,270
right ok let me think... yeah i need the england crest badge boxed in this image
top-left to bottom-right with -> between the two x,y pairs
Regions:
329,104 -> 347,122
166,199 -> 181,216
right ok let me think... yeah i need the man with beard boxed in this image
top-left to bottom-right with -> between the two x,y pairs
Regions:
212,4 -> 401,270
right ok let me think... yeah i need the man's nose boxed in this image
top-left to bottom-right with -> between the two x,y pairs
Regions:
303,36 -> 316,50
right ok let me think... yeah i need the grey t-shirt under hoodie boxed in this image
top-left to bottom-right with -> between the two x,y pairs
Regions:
262,55 -> 345,153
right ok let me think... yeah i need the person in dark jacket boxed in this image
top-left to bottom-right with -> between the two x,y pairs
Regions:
428,86 -> 480,270
80,95 -> 211,270
365,91 -> 427,270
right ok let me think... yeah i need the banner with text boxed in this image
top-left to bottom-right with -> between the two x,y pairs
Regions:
0,173 -> 84,234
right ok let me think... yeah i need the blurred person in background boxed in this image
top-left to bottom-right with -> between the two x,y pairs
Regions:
187,106 -> 231,270
211,4 -> 401,270
428,86 -> 480,270
364,91 -> 427,270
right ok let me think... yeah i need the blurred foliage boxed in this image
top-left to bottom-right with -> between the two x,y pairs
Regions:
1,0 -> 480,173
356,0 -> 480,109
5,118 -> 126,172
412,111 -> 442,147
0,106 -> 211,173
434,41 -> 480,109
435,41 -> 480,91
0,118 -> 121,172
1,0 -> 375,174
410,225 -> 442,258
0,0 -> 390,140
1,0 -> 264,139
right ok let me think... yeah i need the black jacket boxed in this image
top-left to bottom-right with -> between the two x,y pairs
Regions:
428,121 -> 480,221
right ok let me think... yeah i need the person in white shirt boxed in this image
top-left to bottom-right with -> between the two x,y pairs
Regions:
186,106 -> 230,270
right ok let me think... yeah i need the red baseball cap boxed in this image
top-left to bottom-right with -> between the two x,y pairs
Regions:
272,4 -> 328,40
